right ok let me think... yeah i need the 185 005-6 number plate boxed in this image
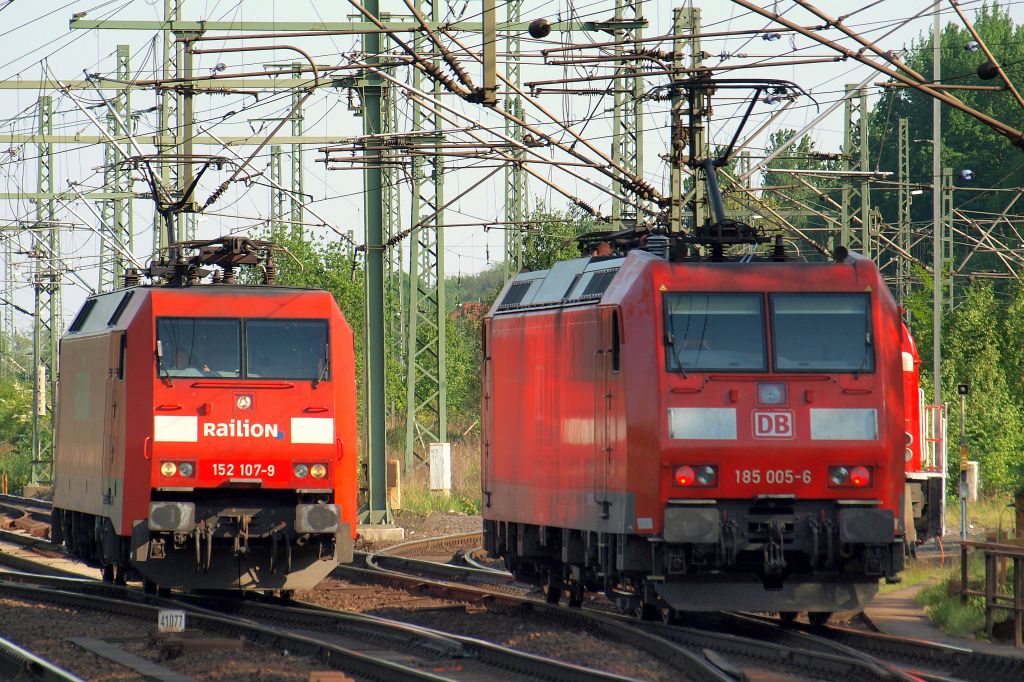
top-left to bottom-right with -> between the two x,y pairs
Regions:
210,462 -> 282,478
735,469 -> 811,485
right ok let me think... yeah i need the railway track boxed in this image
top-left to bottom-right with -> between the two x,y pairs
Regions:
0,569 -> 651,682
0,495 -> 52,538
355,532 -> 1024,682
6,505 -> 1024,681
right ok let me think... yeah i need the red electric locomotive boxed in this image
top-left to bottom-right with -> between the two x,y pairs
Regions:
51,238 -> 357,592
900,324 -> 947,552
482,231 -> 906,621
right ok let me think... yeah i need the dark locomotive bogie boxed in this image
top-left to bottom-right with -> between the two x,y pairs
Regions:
486,494 -> 903,615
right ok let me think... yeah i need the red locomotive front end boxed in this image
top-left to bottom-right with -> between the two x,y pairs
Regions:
52,240 -> 357,592
483,245 -> 906,619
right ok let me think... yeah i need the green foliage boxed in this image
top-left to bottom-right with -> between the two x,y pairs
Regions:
916,555 -> 1013,638
0,376 -> 33,492
522,202 -> 595,271
399,488 -> 481,516
869,3 -> 1024,273
939,283 -> 1024,494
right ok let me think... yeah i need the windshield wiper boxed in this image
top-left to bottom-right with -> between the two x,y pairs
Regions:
665,330 -> 688,378
854,331 -> 872,377
155,340 -> 173,387
312,342 -> 329,388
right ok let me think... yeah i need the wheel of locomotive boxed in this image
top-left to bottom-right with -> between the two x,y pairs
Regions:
143,579 -> 158,595
113,565 -> 127,586
566,584 -> 584,608
636,601 -> 660,621
542,572 -> 563,604
808,612 -> 832,628
101,564 -> 115,583
778,611 -> 799,625
660,604 -> 679,625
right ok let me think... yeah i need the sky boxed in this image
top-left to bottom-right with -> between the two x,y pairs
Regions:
1,0 -> 1021,331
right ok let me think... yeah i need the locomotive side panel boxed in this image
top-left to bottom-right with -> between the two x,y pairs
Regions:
119,295 -> 157,536
486,306 -> 635,532
53,334 -> 113,517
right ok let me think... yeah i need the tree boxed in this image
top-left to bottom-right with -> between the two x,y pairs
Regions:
521,202 -> 595,270
940,282 -> 1024,494
868,3 -> 1024,279
0,376 -> 33,492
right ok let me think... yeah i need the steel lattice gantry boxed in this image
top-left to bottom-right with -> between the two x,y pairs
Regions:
31,96 -> 60,486
503,0 -> 527,277
612,0 -> 645,230
382,65 -> 404,393
842,84 -> 871,254
404,0 -> 447,473
99,45 -> 134,292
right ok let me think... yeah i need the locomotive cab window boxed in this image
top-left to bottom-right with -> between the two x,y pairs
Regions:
247,319 -> 329,380
156,318 -> 241,378
663,294 -> 766,372
770,294 -> 874,372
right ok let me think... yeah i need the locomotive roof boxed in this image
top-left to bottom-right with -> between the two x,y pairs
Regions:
66,284 -> 334,336
489,247 -> 882,317
490,255 -> 626,315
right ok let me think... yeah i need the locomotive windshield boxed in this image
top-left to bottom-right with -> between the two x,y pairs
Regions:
663,294 -> 766,371
770,294 -> 873,372
156,317 -> 329,380
157,318 -> 241,378
247,319 -> 329,380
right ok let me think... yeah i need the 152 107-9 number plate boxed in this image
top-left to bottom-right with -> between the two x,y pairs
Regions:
210,462 -> 281,478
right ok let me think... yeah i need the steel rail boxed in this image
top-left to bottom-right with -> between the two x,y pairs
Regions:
0,635 -> 85,682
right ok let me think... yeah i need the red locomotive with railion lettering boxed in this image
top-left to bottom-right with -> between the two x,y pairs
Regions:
51,238 -> 357,592
482,228 -> 906,622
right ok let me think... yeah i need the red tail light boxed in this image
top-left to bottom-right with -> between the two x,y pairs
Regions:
673,464 -> 717,487
675,465 -> 695,486
828,465 -> 872,488
849,465 -> 871,487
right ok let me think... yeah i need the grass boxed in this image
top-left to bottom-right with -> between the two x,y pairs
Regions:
945,493 -> 1018,540
915,554 -> 997,638
393,432 -> 482,516
880,557 -> 947,593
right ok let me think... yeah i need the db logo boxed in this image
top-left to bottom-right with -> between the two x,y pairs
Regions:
753,411 -> 795,438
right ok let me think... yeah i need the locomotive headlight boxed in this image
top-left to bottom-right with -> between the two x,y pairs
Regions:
310,463 -> 327,479
757,382 -> 787,405
294,464 -> 309,479
236,394 -> 253,410
828,466 -> 849,486
160,461 -> 178,477
696,465 -> 717,486
178,462 -> 195,477
905,447 -> 914,462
